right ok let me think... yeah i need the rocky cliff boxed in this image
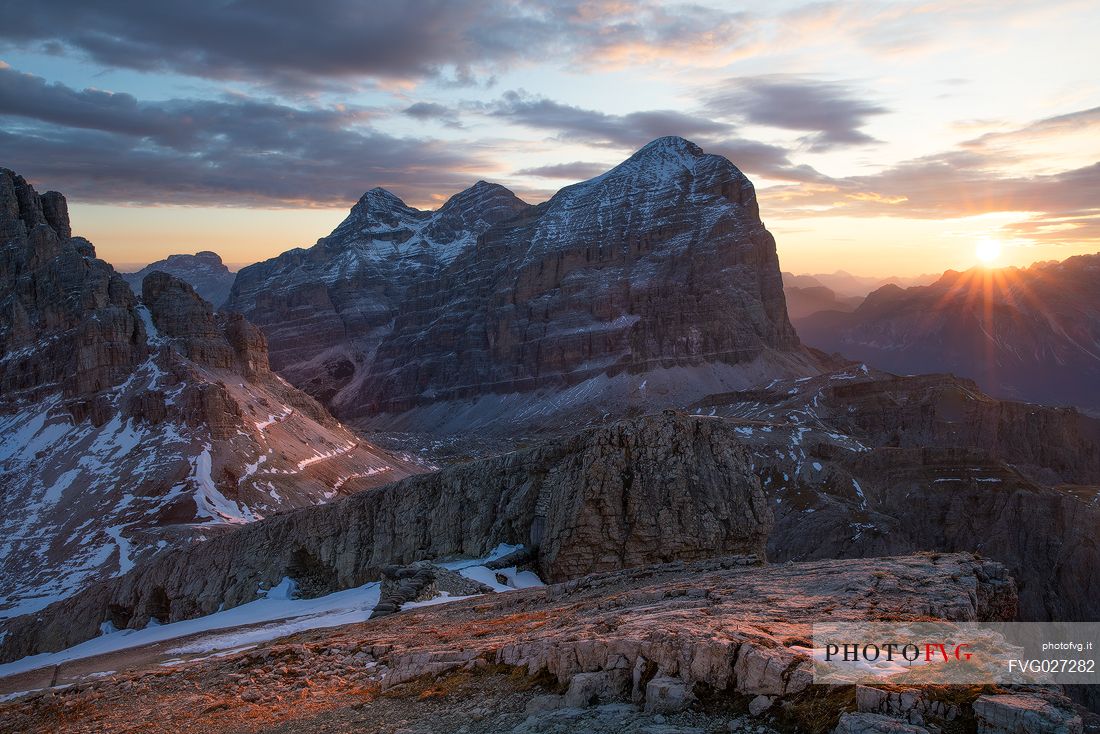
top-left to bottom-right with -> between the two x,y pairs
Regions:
688,365 -> 1100,623
0,412 -> 770,662
0,168 -> 420,619
122,251 -> 235,308
226,138 -> 816,430
796,256 -> 1100,412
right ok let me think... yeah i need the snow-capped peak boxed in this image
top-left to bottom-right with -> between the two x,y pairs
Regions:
631,135 -> 705,161
608,136 -> 707,178
356,186 -> 408,208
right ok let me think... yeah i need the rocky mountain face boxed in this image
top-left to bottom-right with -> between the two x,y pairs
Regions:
226,138 -> 816,431
225,182 -> 533,410
0,412 -> 770,661
0,168 -> 420,619
688,365 -> 1100,623
121,251 -> 235,308
796,256 -> 1100,412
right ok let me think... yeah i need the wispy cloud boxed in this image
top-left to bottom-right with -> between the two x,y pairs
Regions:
2,59 -> 1096,254
483,90 -> 729,146
762,117 -> 1100,249
401,101 -> 463,128
513,161 -> 612,180
706,76 -> 888,151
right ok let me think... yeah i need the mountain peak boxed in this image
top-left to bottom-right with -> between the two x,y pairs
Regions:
630,136 -> 705,162
438,179 -> 527,214
343,186 -> 425,234
122,251 -> 235,307
585,136 -> 712,186
354,186 -> 412,212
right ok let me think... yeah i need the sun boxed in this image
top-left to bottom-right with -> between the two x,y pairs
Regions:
975,238 -> 1001,265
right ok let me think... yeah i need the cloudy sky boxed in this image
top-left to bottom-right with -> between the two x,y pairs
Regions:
1,0 -> 1098,275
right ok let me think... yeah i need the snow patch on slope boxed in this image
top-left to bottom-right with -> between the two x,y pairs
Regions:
192,446 -> 259,524
0,545 -> 543,679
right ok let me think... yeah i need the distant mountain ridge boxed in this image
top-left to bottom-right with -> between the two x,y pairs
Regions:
783,283 -> 863,320
796,254 -> 1100,411
122,251 -> 236,308
226,137 -> 818,432
782,270 -> 939,298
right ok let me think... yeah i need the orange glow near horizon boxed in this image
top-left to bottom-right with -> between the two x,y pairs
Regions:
69,203 -> 352,271
74,202 -> 1097,278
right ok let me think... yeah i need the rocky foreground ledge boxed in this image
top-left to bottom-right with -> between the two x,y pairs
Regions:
4,552 -> 1083,734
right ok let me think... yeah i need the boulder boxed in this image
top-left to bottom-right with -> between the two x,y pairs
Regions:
973,694 -> 1082,734
643,676 -> 694,714
833,712 -> 931,734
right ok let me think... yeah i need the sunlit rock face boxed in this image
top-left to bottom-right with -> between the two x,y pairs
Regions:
0,168 -> 419,618
796,255 -> 1100,412
226,137 -> 816,431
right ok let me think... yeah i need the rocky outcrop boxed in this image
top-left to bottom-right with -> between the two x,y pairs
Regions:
689,366 -> 1100,623
0,411 -> 770,662
0,169 -> 419,619
122,251 -> 235,307
226,138 -> 817,429
1,168 -> 146,402
796,255 -> 1100,412
140,270 -> 270,375
370,562 -> 494,618
142,271 -> 238,368
973,693 -> 1083,734
855,686 -> 961,729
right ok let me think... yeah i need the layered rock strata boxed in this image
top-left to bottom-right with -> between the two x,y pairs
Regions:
0,411 -> 770,661
226,138 -> 816,429
688,365 -> 1100,623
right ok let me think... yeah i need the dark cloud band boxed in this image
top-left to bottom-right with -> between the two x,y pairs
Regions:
0,1 -> 751,92
0,65 -> 487,206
